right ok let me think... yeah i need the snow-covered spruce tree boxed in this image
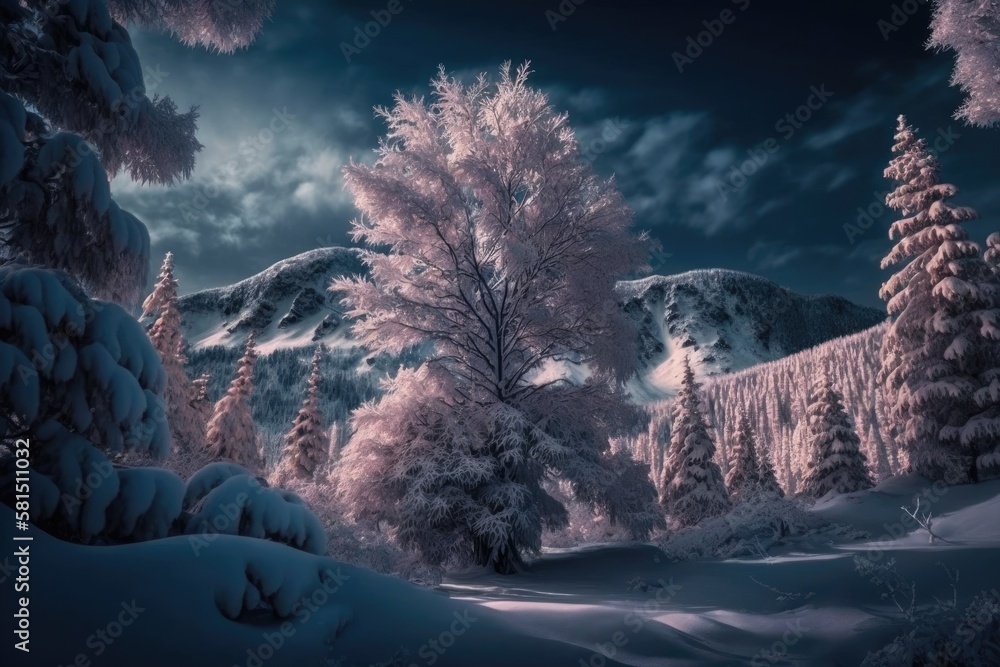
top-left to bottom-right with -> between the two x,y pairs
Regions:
334,63 -> 663,574
272,346 -> 328,486
725,411 -> 783,502
205,333 -> 261,469
878,115 -> 1000,483
0,0 -> 271,302
141,252 -> 203,453
928,0 -> 1000,127
801,373 -> 872,497
660,357 -> 730,526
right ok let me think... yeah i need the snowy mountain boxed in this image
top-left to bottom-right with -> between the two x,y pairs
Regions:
619,269 -> 885,400
177,246 -> 366,355
176,250 -> 885,404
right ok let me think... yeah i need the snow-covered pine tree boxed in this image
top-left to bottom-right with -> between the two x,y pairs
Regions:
333,63 -> 663,573
272,346 -> 328,485
801,373 -> 872,497
205,333 -> 260,469
661,357 -> 730,526
878,115 -> 1000,483
726,411 -> 783,502
0,0 -> 272,302
0,0 -> 273,542
928,0 -> 1000,127
142,252 -> 203,453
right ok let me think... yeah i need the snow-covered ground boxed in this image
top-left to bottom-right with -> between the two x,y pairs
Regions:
4,475 -> 998,666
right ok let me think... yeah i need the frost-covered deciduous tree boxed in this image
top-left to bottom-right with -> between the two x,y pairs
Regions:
661,357 -> 730,526
0,0 -> 272,301
725,411 -> 783,502
801,374 -> 872,497
334,63 -> 661,573
205,333 -> 260,469
879,116 -> 1000,483
272,346 -> 328,485
928,0 -> 1000,127
142,252 -> 203,453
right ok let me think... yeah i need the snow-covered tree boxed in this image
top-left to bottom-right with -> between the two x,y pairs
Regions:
878,115 -> 1000,483
725,411 -> 783,502
928,0 -> 1000,127
142,252 -> 203,453
205,333 -> 260,469
661,357 -> 730,526
334,63 -> 661,573
801,374 -> 872,497
272,346 -> 328,485
0,0 -> 272,302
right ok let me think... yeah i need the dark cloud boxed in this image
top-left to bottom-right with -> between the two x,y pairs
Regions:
111,0 -> 1000,309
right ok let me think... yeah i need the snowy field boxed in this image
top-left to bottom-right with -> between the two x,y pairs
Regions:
5,474 -> 998,666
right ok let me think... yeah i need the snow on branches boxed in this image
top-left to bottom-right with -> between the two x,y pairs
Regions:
878,115 -> 1000,483
272,346 -> 329,485
205,332 -> 261,469
928,0 -> 1000,127
660,357 -> 731,526
333,63 -> 660,573
143,252 -> 205,454
801,373 -> 873,497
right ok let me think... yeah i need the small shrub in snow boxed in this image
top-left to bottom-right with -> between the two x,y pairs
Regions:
860,560 -> 1000,666
658,493 -> 841,562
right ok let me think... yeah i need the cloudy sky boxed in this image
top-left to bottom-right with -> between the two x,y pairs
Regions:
113,0 -> 1000,308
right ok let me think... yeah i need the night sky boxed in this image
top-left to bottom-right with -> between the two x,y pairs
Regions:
112,0 -> 1000,308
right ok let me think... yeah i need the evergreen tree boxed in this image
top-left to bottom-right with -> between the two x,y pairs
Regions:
878,115 -> 1000,483
272,346 -> 328,485
142,252 -> 203,453
205,333 -> 260,468
801,374 -> 872,497
661,357 -> 730,526
726,411 -> 783,502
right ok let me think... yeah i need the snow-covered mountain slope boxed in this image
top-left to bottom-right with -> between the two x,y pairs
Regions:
177,247 -> 366,355
176,250 -> 884,404
618,269 -> 885,400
